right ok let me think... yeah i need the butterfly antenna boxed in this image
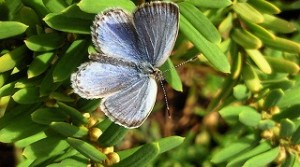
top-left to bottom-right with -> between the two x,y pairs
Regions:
158,74 -> 171,117
162,55 -> 199,74
158,55 -> 199,117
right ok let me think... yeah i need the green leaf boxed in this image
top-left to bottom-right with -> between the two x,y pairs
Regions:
50,122 -> 88,138
263,79 -> 295,91
77,0 -> 136,14
95,118 -> 112,132
49,92 -> 75,102
66,137 -> 106,162
23,136 -> 69,159
264,89 -> 284,108
12,87 -> 44,104
22,0 -> 50,17
219,106 -> 256,124
233,84 -> 250,100
31,108 -> 68,125
0,82 -> 16,97
14,78 -> 40,88
279,119 -> 296,138
25,33 -> 65,52
245,49 -> 272,74
114,143 -> 159,167
211,135 -> 257,163
179,14 -> 230,73
52,39 -> 89,82
259,35 -> 300,53
0,96 -> 9,115
98,123 -> 127,147
243,147 -> 280,167
261,14 -> 296,33
77,99 -> 101,112
273,104 -> 300,121
57,102 -> 88,125
230,45 -> 242,79
179,2 -> 221,44
231,28 -> 262,49
27,52 -> 55,78
44,5 -> 94,34
265,56 -> 299,74
0,113 -> 45,143
157,136 -> 184,154
39,67 -> 62,96
233,2 -> 264,23
0,104 -> 38,129
17,159 -> 35,167
239,108 -> 261,127
117,147 -> 140,160
291,126 -> 300,144
227,141 -> 273,167
0,72 -> 9,87
185,0 -> 232,8
278,86 -> 300,109
48,155 -> 89,167
50,148 -> 80,163
117,136 -> 184,160
281,153 -> 297,167
242,18 -> 275,40
0,45 -> 28,73
42,0 -> 68,13
242,64 -> 262,92
0,21 -> 28,39
160,59 -> 183,92
15,131 -> 47,148
258,120 -> 275,131
17,7 -> 41,36
247,0 -> 281,14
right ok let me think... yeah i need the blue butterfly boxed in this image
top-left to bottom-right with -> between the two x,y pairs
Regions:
71,2 -> 179,128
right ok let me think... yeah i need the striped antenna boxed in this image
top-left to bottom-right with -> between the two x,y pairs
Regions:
158,55 -> 199,117
162,55 -> 199,74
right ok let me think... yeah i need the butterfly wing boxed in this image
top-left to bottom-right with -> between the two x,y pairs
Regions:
101,77 -> 157,128
71,60 -> 140,99
91,9 -> 144,63
133,2 -> 179,67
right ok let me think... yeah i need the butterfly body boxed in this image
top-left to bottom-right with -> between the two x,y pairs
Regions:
71,2 -> 179,128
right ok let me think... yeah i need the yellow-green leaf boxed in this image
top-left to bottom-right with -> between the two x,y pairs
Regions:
0,21 -> 28,39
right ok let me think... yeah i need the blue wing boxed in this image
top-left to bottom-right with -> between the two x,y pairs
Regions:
91,9 -> 144,64
71,61 -> 140,99
133,2 -> 179,67
71,60 -> 158,128
100,77 -> 157,128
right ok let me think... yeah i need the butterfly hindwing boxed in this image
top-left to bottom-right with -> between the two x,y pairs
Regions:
101,77 -> 157,128
71,61 -> 140,99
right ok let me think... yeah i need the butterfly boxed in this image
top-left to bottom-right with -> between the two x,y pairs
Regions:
71,2 -> 179,128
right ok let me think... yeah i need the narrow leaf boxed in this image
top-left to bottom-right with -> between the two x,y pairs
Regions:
160,59 -> 183,92
0,45 -> 28,73
24,33 -> 65,52
52,39 -> 89,82
67,137 -> 106,162
179,2 -> 221,43
77,0 -> 135,14
180,15 -> 230,73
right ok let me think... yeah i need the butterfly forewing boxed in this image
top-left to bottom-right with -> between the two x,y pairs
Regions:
133,2 -> 179,67
91,9 -> 143,64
